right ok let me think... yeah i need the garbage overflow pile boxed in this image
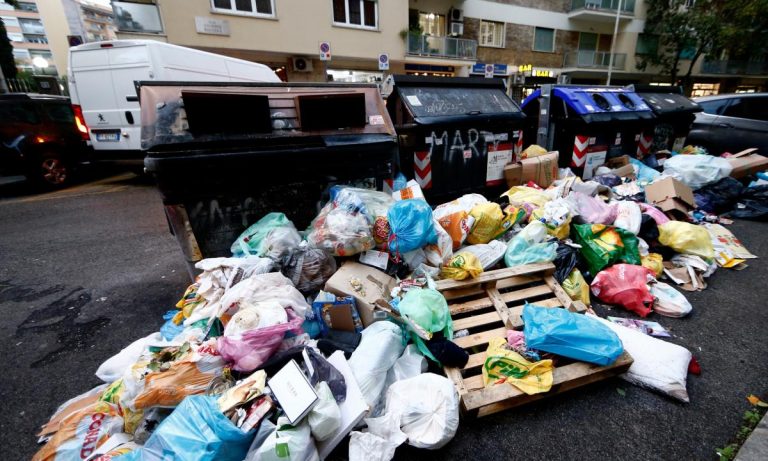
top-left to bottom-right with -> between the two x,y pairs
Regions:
34,145 -> 763,461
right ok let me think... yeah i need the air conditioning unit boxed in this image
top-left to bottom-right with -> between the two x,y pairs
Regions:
450,22 -> 464,36
292,57 -> 313,72
558,74 -> 571,84
450,8 -> 463,23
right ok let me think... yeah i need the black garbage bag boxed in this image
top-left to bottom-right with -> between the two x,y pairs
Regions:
727,185 -> 768,220
638,214 -> 660,243
553,241 -> 580,283
695,177 -> 745,214
306,347 -> 347,403
593,174 -> 622,188
280,244 -> 337,294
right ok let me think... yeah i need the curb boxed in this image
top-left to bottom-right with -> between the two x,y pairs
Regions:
735,412 -> 768,460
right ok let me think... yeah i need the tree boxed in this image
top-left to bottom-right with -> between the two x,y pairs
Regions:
0,0 -> 20,84
638,0 -> 768,93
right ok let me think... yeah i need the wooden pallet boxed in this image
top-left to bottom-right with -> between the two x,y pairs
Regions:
435,262 -> 633,418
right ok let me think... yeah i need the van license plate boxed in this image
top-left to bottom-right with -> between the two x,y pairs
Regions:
96,131 -> 120,142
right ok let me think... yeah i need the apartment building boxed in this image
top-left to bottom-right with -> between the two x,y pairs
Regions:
107,1 -> 765,92
1,1 -> 58,75
73,0 -> 118,42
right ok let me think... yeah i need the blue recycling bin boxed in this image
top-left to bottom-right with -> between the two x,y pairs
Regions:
521,85 -> 655,178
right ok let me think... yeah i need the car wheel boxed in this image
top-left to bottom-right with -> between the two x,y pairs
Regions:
33,153 -> 70,188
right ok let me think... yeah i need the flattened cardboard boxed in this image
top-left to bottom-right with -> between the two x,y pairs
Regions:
645,177 -> 695,215
726,148 -> 768,178
504,151 -> 559,188
324,262 -> 396,327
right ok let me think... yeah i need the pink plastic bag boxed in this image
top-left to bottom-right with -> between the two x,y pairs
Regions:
590,264 -> 655,317
217,309 -> 304,372
569,192 -> 617,224
638,202 -> 670,226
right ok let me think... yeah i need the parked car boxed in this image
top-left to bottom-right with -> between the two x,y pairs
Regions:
0,93 -> 91,188
688,93 -> 768,155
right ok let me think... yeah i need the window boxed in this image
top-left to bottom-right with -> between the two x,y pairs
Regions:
8,32 -> 23,42
697,99 -> 729,115
43,104 -> 75,124
113,1 -> 164,33
1,16 -> 20,28
635,34 -> 658,55
18,18 -> 46,35
418,12 -> 445,37
17,2 -> 38,12
0,104 -> 40,125
722,97 -> 768,121
533,27 -> 555,53
691,82 -> 720,98
333,0 -> 377,29
479,20 -> 504,47
212,0 -> 274,16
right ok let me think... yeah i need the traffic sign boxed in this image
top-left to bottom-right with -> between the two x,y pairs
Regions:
319,41 -> 331,61
378,53 -> 389,71
484,63 -> 494,78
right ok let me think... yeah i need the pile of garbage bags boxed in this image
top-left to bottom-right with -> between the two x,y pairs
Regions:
34,148 -> 760,461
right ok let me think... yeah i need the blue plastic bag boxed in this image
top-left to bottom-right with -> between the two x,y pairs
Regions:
522,304 -> 623,366
159,311 -> 184,341
504,221 -> 557,267
387,199 -> 437,256
629,158 -> 661,184
118,395 -> 255,461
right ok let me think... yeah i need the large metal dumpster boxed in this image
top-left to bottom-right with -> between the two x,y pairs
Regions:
629,84 -> 702,155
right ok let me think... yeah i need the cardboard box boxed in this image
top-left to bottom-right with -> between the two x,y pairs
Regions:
726,148 -> 768,179
504,151 -> 559,188
645,177 -> 696,216
324,262 -> 395,327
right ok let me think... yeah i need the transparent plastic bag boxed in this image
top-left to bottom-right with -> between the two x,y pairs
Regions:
504,221 -> 557,267
306,206 -> 374,257
231,213 -> 298,258
280,243 -> 337,294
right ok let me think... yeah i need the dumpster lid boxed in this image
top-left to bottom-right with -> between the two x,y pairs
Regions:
522,85 -> 654,123
136,81 -> 396,150
391,75 -> 523,124
626,85 -> 702,115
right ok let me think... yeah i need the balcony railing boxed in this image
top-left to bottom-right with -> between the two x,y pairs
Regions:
564,51 -> 627,70
701,59 -> 768,75
571,0 -> 636,14
407,33 -> 477,60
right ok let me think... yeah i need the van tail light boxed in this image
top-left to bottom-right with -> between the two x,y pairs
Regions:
72,104 -> 90,141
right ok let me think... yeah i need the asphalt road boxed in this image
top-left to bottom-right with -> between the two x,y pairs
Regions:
1,171 -> 766,461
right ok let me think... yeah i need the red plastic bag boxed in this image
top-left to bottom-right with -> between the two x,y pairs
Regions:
217,308 -> 304,372
590,264 -> 655,317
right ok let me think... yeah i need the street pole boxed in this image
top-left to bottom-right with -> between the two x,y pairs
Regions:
606,0 -> 623,85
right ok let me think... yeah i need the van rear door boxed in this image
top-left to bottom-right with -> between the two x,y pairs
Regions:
70,44 -> 150,154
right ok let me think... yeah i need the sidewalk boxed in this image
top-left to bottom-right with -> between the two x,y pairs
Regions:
735,413 -> 768,461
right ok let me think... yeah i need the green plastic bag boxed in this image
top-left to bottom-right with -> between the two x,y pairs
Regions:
398,288 -> 453,364
572,223 -> 641,275
231,212 -> 297,257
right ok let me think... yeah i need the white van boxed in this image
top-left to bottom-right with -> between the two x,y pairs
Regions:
68,40 -> 281,164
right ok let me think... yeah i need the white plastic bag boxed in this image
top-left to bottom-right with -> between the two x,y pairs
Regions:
249,417 -> 318,461
613,200 -> 642,235
424,218 -> 454,267
348,321 -> 406,409
596,316 -> 692,402
651,282 -> 693,317
96,332 -> 173,383
348,431 -> 401,461
216,272 -> 310,321
223,300 -> 288,337
663,155 -> 732,190
308,382 -> 341,442
371,345 -> 428,417
371,373 -> 459,450
460,240 -> 507,269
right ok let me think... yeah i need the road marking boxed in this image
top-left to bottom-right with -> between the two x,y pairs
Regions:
0,173 -> 137,205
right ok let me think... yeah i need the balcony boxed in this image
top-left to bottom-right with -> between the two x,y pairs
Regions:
569,0 -> 635,22
701,59 -> 768,75
406,33 -> 477,61
563,51 -> 627,70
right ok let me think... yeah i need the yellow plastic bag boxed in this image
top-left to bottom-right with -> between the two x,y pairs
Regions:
521,144 -> 548,159
641,253 -> 664,277
658,221 -> 714,260
501,186 -> 552,208
466,203 -> 523,244
562,268 -> 590,305
482,337 -> 554,395
441,252 -> 483,280
531,208 -> 572,240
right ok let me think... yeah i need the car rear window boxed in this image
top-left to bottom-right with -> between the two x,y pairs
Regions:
697,99 -> 730,115
42,103 -> 75,123
0,103 -> 40,124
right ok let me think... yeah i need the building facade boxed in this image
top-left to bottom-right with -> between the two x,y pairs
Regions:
108,0 -> 766,94
1,0 -> 58,75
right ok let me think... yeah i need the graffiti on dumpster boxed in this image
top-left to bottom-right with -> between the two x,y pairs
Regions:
414,129 -> 517,189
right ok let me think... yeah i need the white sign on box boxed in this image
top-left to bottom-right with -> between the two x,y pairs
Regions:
359,250 -> 389,270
